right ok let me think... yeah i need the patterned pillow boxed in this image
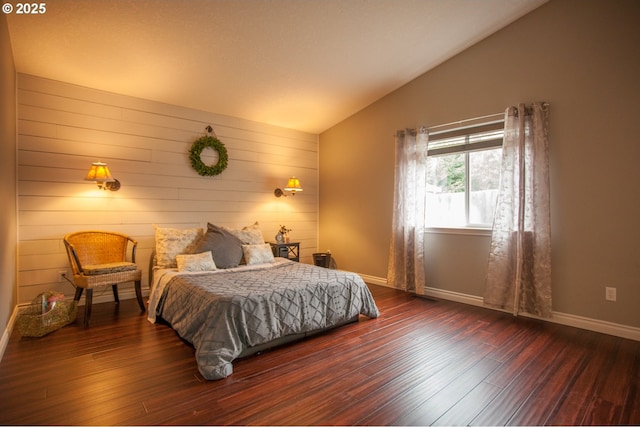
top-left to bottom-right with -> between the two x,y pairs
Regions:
242,243 -> 276,265
154,226 -> 203,268
176,252 -> 217,272
192,223 -> 244,269
222,221 -> 265,245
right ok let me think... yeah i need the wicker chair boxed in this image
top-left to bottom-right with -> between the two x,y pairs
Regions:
63,231 -> 145,327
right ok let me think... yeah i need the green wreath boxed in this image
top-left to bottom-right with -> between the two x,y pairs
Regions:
189,135 -> 228,176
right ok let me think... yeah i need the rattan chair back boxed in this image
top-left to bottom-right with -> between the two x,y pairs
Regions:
64,231 -> 136,275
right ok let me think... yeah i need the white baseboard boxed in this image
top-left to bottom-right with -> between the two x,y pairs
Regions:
530,311 -> 640,342
361,274 -> 640,342
0,305 -> 20,363
358,273 -> 388,287
77,287 -> 149,306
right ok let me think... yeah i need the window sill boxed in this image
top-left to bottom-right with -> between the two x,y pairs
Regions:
424,227 -> 493,237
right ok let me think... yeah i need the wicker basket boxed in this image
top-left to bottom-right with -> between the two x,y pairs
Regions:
16,292 -> 78,337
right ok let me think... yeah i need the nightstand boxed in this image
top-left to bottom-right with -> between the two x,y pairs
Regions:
270,242 -> 300,262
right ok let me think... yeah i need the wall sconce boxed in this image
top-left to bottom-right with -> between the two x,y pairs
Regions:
274,176 -> 303,197
84,161 -> 121,191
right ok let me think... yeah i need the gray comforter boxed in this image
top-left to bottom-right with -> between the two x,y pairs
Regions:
155,260 -> 380,380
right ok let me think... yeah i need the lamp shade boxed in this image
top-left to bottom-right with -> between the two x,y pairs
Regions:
284,176 -> 303,193
85,162 -> 115,184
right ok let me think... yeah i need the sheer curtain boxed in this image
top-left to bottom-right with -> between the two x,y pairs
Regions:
387,127 -> 428,294
484,102 -> 552,317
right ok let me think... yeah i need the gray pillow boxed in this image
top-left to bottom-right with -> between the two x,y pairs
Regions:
191,223 -> 243,269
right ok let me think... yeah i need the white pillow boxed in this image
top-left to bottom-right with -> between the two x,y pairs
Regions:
242,243 -> 276,265
154,226 -> 203,268
222,221 -> 265,245
176,251 -> 217,272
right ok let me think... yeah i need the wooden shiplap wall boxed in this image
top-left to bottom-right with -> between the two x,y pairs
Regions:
17,74 -> 318,304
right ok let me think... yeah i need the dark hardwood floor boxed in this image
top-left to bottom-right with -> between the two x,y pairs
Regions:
0,284 -> 638,426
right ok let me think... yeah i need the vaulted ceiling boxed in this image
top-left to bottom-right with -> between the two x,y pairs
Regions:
6,0 -> 547,133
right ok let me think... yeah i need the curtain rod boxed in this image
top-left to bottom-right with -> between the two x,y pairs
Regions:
425,112 -> 504,133
507,102 -> 549,117
412,103 -> 549,136
425,102 -> 549,133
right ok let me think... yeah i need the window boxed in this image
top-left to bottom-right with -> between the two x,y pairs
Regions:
426,121 -> 503,228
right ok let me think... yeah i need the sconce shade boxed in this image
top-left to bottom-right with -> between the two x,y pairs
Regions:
284,177 -> 303,193
274,176 -> 303,197
85,162 -> 120,191
85,162 -> 114,182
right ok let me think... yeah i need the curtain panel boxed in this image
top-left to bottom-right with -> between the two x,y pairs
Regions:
484,102 -> 552,317
387,128 -> 428,294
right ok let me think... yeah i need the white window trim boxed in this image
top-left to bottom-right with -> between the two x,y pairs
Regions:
425,226 -> 493,237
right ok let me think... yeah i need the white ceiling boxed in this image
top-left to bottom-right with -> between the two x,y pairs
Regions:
7,0 -> 547,134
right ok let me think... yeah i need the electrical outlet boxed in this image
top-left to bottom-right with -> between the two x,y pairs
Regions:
605,286 -> 617,301
58,271 -> 67,282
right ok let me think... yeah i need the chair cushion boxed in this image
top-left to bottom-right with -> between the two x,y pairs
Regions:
82,262 -> 138,276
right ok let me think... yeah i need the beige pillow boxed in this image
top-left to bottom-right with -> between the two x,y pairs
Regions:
154,226 -> 203,268
242,243 -> 276,265
222,221 -> 265,245
176,251 -> 217,272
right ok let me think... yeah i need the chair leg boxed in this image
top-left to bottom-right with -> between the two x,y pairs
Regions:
84,288 -> 93,328
112,284 -> 119,304
135,280 -> 145,312
73,287 -> 84,326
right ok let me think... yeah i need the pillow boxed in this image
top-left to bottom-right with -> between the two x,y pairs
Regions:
222,221 -> 265,245
154,226 -> 203,268
242,243 -> 276,265
176,251 -> 217,272
192,223 -> 244,269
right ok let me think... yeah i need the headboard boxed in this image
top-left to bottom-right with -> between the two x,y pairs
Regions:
148,249 -> 157,288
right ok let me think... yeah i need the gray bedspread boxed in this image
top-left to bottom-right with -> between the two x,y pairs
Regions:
155,260 -> 380,380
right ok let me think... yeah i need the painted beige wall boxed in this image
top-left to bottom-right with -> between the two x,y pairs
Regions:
0,15 -> 17,339
16,74 -> 318,304
319,0 -> 640,328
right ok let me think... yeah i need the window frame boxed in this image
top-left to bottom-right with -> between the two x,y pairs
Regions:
425,120 -> 504,231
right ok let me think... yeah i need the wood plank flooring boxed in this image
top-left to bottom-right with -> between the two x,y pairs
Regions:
0,284 -> 638,426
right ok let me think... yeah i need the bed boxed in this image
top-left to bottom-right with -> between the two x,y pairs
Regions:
147,223 -> 380,380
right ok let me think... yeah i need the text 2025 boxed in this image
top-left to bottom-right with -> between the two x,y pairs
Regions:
16,3 -> 46,14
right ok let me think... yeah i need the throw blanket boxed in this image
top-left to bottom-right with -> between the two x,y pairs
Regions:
152,260 -> 379,380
